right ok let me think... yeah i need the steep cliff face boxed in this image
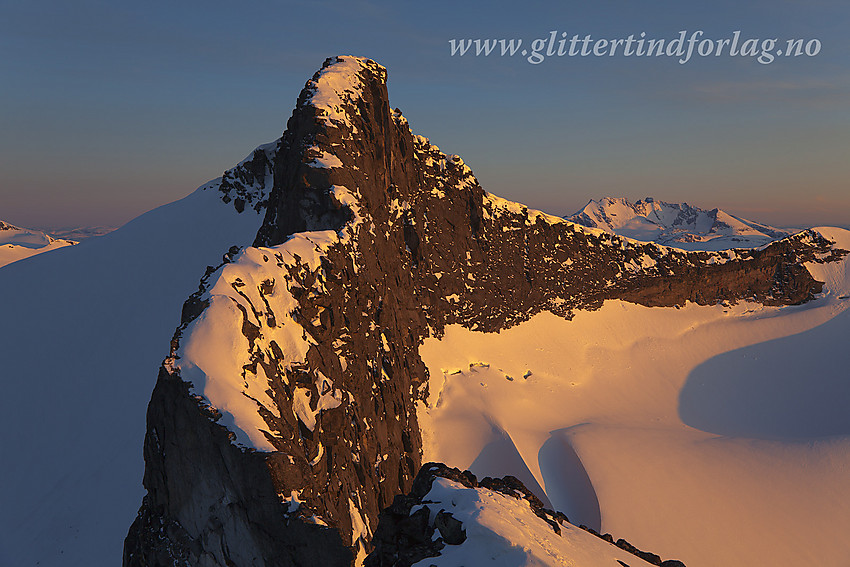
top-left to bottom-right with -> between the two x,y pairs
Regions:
124,56 -> 847,566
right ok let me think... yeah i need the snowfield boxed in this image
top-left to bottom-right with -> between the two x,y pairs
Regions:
418,227 -> 850,567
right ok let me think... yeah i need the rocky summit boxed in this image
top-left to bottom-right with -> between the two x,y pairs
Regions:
122,56 -> 847,566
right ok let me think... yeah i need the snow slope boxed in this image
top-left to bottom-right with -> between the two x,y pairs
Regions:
173,229 -> 355,452
417,227 -> 850,567
0,220 -> 77,267
413,477 -> 658,567
0,156 -> 272,567
568,197 -> 790,250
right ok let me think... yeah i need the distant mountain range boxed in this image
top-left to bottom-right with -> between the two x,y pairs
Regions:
567,197 -> 791,250
0,220 -> 76,268
37,225 -> 117,241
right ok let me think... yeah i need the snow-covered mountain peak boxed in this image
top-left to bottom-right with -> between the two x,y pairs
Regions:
568,196 -> 791,250
200,57 -> 386,221
195,57 -> 386,227
116,55 -> 848,567
303,56 -> 387,128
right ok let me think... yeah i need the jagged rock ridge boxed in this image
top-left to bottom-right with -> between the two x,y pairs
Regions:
124,56 -> 848,566
217,141 -> 277,214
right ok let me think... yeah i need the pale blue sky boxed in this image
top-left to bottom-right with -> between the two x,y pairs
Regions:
1,0 -> 848,228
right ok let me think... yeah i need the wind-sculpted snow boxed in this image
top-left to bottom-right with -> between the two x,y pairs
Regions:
680,227 -> 850,440
417,228 -> 850,567
126,55 -> 849,567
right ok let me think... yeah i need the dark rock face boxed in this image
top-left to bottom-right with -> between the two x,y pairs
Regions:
123,369 -> 353,567
124,56 -> 847,566
581,522 -> 689,567
217,142 -> 277,215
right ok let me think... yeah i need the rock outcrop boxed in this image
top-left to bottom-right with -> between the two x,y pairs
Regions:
124,56 -> 847,566
365,463 -> 686,567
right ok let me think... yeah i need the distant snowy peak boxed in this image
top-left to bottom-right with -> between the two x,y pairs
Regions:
568,197 -> 791,250
37,226 -> 116,241
0,220 -> 76,268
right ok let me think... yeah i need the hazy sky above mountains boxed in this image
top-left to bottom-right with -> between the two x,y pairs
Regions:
1,0 -> 848,228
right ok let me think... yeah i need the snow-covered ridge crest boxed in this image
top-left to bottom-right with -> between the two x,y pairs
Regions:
419,478 -> 663,567
483,191 -> 571,227
368,463 -> 679,567
169,183 -> 363,452
303,55 -> 387,128
173,236 -> 340,450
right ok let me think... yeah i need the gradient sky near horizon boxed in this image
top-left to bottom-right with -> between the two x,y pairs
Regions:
1,0 -> 848,229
